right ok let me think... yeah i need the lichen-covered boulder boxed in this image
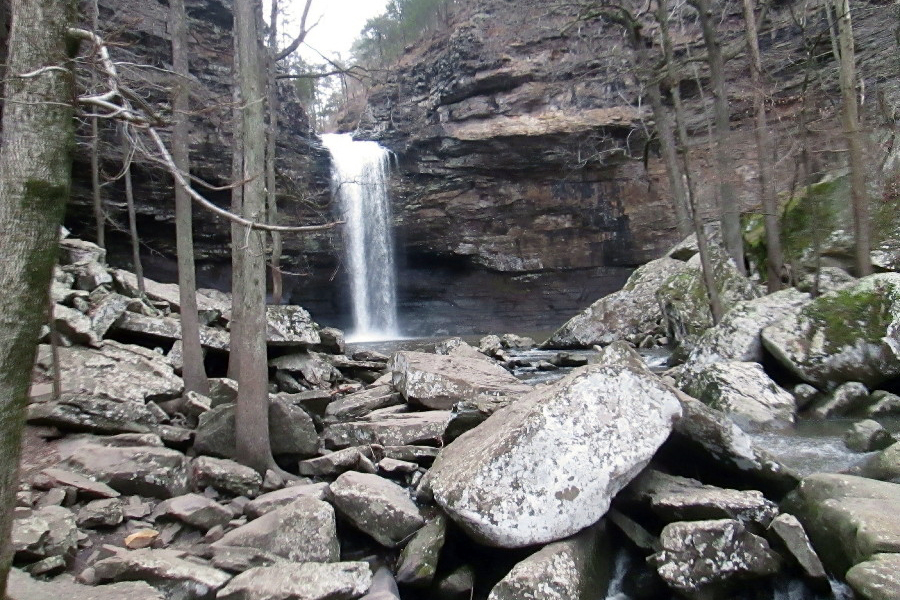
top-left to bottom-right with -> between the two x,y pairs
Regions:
429,364 -> 682,548
542,257 -> 690,349
60,439 -> 189,499
213,497 -> 339,563
92,548 -> 230,600
677,361 -> 796,430
389,351 -> 530,410
329,472 -> 424,548
488,524 -> 609,600
761,273 -> 900,388
12,506 -> 78,560
265,305 -> 320,346
396,515 -> 447,587
656,245 -> 761,353
687,289 -> 810,367
649,519 -> 780,595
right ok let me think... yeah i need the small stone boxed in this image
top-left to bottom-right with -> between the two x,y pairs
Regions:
866,390 -> 900,417
22,555 -> 67,577
125,529 -> 159,550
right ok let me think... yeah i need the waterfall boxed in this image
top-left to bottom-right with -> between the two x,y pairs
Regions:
321,133 -> 399,341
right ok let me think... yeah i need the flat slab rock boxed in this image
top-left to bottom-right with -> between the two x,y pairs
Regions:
217,562 -> 372,600
390,351 -> 530,410
59,439 -> 189,499
323,411 -> 451,449
430,364 -> 682,548
33,341 -> 183,404
93,548 -> 231,599
7,568 -> 163,600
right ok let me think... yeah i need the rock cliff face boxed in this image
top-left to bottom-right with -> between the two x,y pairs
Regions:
346,0 -> 898,335
61,0 -> 336,304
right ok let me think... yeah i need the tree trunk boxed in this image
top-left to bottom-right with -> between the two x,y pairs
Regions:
832,0 -> 871,275
171,0 -> 209,395
657,0 -> 724,323
267,0 -> 283,304
122,127 -> 145,294
741,0 -> 785,290
646,82 -> 692,239
90,0 -> 104,250
233,0 -> 274,474
693,0 -> 745,273
0,0 -> 75,592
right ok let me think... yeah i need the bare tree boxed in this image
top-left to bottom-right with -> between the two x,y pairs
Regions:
742,0 -> 785,290
690,0 -> 746,273
830,0 -> 871,275
89,0 -> 104,249
121,127 -> 145,293
233,0 -> 276,474
171,0 -> 210,395
0,0 -> 75,591
657,0 -> 724,322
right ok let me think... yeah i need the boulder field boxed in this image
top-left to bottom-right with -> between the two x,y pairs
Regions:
10,233 -> 900,600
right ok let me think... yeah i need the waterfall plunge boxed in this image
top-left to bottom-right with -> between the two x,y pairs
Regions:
322,133 -> 399,341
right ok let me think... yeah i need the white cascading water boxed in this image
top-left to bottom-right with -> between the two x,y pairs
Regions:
321,133 -> 399,341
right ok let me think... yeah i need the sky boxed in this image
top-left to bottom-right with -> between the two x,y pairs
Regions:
271,0 -> 391,66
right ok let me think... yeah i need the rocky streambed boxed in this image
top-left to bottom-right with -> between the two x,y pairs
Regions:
8,231 -> 900,600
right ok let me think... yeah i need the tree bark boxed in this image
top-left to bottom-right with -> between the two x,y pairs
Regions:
171,0 -> 209,395
0,0 -> 75,592
832,0 -> 871,275
90,0 -> 104,250
267,0 -> 283,304
233,0 -> 274,474
742,0 -> 785,290
693,0 -> 746,273
122,127 -> 145,294
657,0 -> 724,323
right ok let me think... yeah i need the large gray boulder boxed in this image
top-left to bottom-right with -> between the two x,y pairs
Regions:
92,548 -> 231,600
656,246 -> 762,353
487,524 -> 610,600
781,474 -> 900,574
60,439 -> 189,499
244,483 -> 329,519
27,395 -> 165,436
687,288 -> 810,367
194,398 -> 318,459
761,273 -> 900,388
846,553 -> 900,600
664,394 -> 799,496
191,456 -> 262,498
389,351 -> 529,410
677,361 -> 796,430
767,513 -> 827,584
153,493 -> 232,531
12,506 -> 78,560
325,385 -> 403,422
213,497 -> 339,563
216,562 -> 372,600
33,341 -> 183,404
265,305 -> 320,346
429,364 -> 682,548
650,519 -> 780,596
329,472 -> 424,548
113,312 -> 230,352
112,269 -> 228,317
543,257 -> 690,348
